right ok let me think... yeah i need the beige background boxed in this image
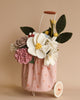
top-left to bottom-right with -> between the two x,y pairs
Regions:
0,0 -> 80,100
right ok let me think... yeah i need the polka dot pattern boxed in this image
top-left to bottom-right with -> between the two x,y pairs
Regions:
22,57 -> 56,92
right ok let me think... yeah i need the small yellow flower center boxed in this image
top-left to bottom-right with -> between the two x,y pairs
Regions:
49,55 -> 52,58
45,31 -> 49,35
54,33 -> 58,37
35,43 -> 42,49
51,20 -> 56,24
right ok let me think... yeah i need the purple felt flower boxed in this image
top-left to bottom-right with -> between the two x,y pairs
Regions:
14,36 -> 27,48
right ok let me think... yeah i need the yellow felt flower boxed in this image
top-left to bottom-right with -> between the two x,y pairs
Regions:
54,33 -> 58,37
45,31 -> 49,35
51,19 -> 56,24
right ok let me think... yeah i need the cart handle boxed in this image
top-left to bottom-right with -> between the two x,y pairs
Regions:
44,11 -> 56,14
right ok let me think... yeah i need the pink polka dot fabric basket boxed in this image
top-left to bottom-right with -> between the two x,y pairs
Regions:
11,11 -> 72,97
22,58 -> 56,92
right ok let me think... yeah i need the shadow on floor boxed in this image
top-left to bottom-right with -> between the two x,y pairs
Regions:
0,85 -> 54,98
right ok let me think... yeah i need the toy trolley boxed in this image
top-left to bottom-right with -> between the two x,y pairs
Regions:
21,11 -> 64,98
13,11 -> 72,98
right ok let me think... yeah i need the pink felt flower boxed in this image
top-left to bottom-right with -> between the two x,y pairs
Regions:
15,48 -> 32,64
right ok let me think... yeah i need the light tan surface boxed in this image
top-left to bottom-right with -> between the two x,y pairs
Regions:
0,85 -> 80,100
0,0 -> 80,99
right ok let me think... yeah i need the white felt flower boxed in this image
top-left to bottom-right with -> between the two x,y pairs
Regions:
27,33 -> 51,59
44,49 -> 58,66
47,37 -> 58,49
44,39 -> 58,66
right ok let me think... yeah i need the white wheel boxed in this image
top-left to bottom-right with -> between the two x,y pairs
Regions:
53,81 -> 63,98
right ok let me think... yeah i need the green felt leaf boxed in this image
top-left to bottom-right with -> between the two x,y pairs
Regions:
20,27 -> 35,35
56,32 -> 72,43
20,45 -> 28,49
56,15 -> 66,34
29,57 -> 34,64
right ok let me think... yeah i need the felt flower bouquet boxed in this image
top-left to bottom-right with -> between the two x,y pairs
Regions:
11,13 -> 72,66
11,11 -> 72,97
